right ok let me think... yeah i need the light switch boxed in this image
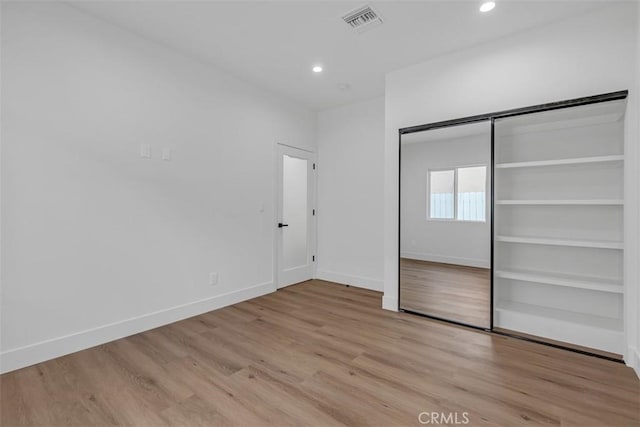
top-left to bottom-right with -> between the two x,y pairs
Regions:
140,144 -> 152,159
209,272 -> 218,286
162,147 -> 172,161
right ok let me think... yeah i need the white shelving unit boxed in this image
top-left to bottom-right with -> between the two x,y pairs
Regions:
493,99 -> 626,355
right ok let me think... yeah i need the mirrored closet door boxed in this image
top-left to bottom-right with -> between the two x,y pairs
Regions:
400,121 -> 492,329
493,99 -> 626,356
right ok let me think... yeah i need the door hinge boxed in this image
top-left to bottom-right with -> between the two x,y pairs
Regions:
312,255 -> 315,262
312,209 -> 315,216
313,163 -> 316,170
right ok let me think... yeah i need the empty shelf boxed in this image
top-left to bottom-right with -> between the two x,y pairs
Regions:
495,155 -> 623,169
495,300 -> 623,331
495,235 -> 623,250
496,199 -> 623,205
495,100 -> 626,136
495,269 -> 623,293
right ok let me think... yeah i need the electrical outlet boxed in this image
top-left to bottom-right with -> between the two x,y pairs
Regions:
209,272 -> 218,286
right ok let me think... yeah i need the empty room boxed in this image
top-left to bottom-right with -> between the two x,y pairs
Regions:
1,1 -> 639,426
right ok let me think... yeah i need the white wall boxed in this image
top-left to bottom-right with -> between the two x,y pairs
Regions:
401,128 -> 491,268
383,0 -> 638,324
316,97 -> 384,291
0,2 -> 315,373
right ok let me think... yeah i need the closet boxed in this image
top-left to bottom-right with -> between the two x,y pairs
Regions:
493,97 -> 626,355
398,90 -> 629,358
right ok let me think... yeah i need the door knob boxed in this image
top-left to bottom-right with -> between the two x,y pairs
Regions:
278,223 -> 289,228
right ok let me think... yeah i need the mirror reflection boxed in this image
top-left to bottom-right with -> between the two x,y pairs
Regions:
400,121 -> 492,328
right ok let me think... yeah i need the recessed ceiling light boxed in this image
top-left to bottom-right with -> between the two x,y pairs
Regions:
480,1 -> 496,12
312,65 -> 323,73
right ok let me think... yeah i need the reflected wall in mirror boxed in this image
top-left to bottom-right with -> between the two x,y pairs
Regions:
400,121 -> 492,329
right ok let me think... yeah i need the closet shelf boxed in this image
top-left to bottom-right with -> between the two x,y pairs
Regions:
495,300 -> 623,331
495,199 -> 623,205
495,155 -> 623,169
495,235 -> 623,250
494,269 -> 623,294
496,103 -> 625,136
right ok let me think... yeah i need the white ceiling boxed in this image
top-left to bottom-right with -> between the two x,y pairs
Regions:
69,0 -> 614,111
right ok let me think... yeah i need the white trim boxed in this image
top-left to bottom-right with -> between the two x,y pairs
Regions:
0,281 -> 274,374
316,269 -> 384,292
623,64 -> 640,383
272,142 -> 280,291
277,142 -> 314,153
626,346 -> 640,378
401,251 -> 490,269
382,295 -> 398,312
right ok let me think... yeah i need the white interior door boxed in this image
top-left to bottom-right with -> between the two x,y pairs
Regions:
276,144 -> 315,288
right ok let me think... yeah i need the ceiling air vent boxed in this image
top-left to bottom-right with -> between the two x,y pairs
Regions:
342,5 -> 383,33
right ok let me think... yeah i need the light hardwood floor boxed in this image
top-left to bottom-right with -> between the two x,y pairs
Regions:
400,259 -> 491,328
1,280 -> 638,426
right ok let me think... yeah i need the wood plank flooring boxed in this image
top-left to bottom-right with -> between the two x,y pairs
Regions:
1,280 -> 638,426
400,259 -> 491,328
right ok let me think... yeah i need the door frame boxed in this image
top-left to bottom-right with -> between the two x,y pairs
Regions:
273,142 -> 317,290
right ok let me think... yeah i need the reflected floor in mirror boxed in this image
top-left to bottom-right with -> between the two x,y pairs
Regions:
400,259 -> 490,328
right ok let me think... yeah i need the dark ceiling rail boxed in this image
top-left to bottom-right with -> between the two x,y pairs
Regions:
399,90 -> 629,135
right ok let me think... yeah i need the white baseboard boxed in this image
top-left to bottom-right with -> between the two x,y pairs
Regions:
382,295 -> 398,312
627,346 -> 640,378
0,281 -> 274,374
401,251 -> 490,269
316,269 -> 384,292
